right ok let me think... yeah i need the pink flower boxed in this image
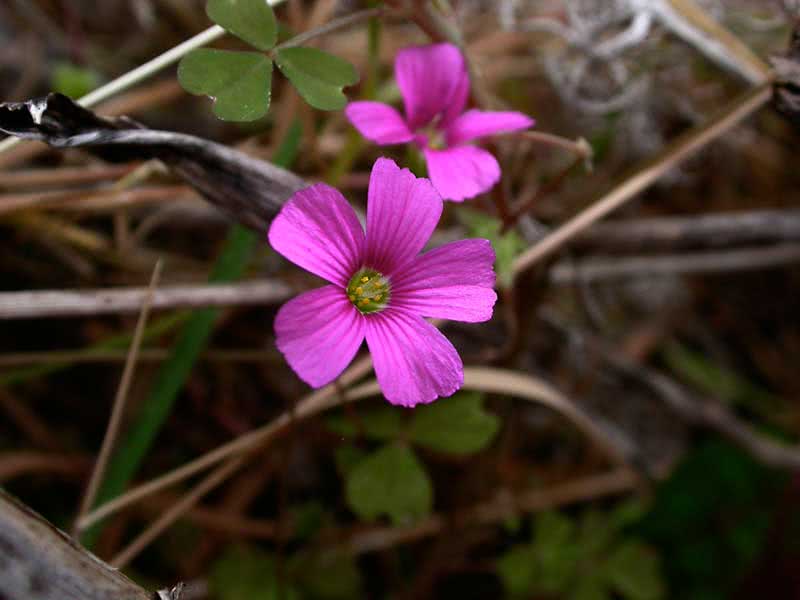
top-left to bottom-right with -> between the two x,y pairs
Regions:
268,158 -> 497,407
345,43 -> 534,202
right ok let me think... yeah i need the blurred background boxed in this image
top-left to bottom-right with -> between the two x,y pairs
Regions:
1,0 -> 800,598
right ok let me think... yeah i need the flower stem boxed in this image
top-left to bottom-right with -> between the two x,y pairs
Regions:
272,6 -> 385,52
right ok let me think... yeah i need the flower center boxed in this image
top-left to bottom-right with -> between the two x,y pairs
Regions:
347,268 -> 390,314
420,124 -> 447,150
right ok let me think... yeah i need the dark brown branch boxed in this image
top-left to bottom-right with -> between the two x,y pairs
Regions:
0,93 -> 306,232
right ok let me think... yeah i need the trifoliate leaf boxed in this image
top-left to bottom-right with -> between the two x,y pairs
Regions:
533,511 -> 581,593
497,544 -> 537,597
51,62 -> 100,99
210,545 -> 300,600
409,392 -> 500,455
326,407 -> 405,441
570,575 -> 612,600
345,443 -> 432,525
603,541 -> 664,600
275,47 -> 359,111
334,444 -> 366,476
460,209 -> 526,287
298,553 -> 363,600
206,0 -> 277,50
178,49 -> 272,121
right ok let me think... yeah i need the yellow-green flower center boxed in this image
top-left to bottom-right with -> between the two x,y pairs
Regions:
347,268 -> 390,314
420,124 -> 447,150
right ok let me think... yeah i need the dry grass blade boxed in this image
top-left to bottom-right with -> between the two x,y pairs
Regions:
110,456 -> 245,568
73,260 -> 163,535
76,356 -> 374,532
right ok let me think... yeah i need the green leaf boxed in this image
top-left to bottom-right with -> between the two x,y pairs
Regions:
570,575 -> 612,600
179,49 -> 272,121
297,553 -> 363,600
533,511 -> 580,593
603,541 -> 665,600
460,209 -> 525,287
275,47 -> 359,111
409,392 -> 500,455
497,544 -> 537,597
211,546 -> 300,600
334,444 -> 367,476
346,443 -> 432,525
327,406 -> 405,441
206,0 -> 277,50
51,62 -> 100,98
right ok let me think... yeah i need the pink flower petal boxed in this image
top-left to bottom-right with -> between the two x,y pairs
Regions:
345,101 -> 414,145
441,68 -> 470,127
364,157 -> 442,274
268,183 -> 365,287
391,239 -> 497,322
423,146 -> 500,202
395,43 -> 468,130
446,109 -> 534,146
275,285 -> 365,387
365,309 -> 463,407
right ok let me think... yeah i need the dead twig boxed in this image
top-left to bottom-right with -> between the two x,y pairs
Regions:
0,280 -> 292,319
0,452 -> 90,482
550,243 -> 800,283
573,209 -> 800,252
511,82 -> 773,279
336,467 -> 646,556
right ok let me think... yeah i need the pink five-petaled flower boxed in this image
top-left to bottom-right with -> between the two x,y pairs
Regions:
345,43 -> 534,202
268,158 -> 497,407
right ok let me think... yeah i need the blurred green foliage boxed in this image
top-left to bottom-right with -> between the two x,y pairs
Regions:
51,62 -> 100,98
637,439 -> 785,600
497,501 -> 663,600
460,209 -> 526,288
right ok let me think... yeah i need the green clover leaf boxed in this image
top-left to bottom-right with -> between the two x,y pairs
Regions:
409,392 -> 500,455
275,47 -> 359,110
206,0 -> 277,50
345,443 -> 432,525
178,49 -> 272,121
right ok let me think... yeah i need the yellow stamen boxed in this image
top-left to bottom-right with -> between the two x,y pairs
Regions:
360,276 -> 370,283
355,286 -> 363,295
374,294 -> 382,301
348,295 -> 355,302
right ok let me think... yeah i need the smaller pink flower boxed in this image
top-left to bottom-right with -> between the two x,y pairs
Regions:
268,158 -> 497,407
345,43 -> 534,202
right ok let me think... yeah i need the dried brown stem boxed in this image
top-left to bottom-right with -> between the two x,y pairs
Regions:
76,357 -> 374,532
336,468 -> 644,556
549,244 -> 800,283
0,280 -> 292,319
511,82 -> 773,278
74,260 -> 163,535
573,209 -> 800,252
